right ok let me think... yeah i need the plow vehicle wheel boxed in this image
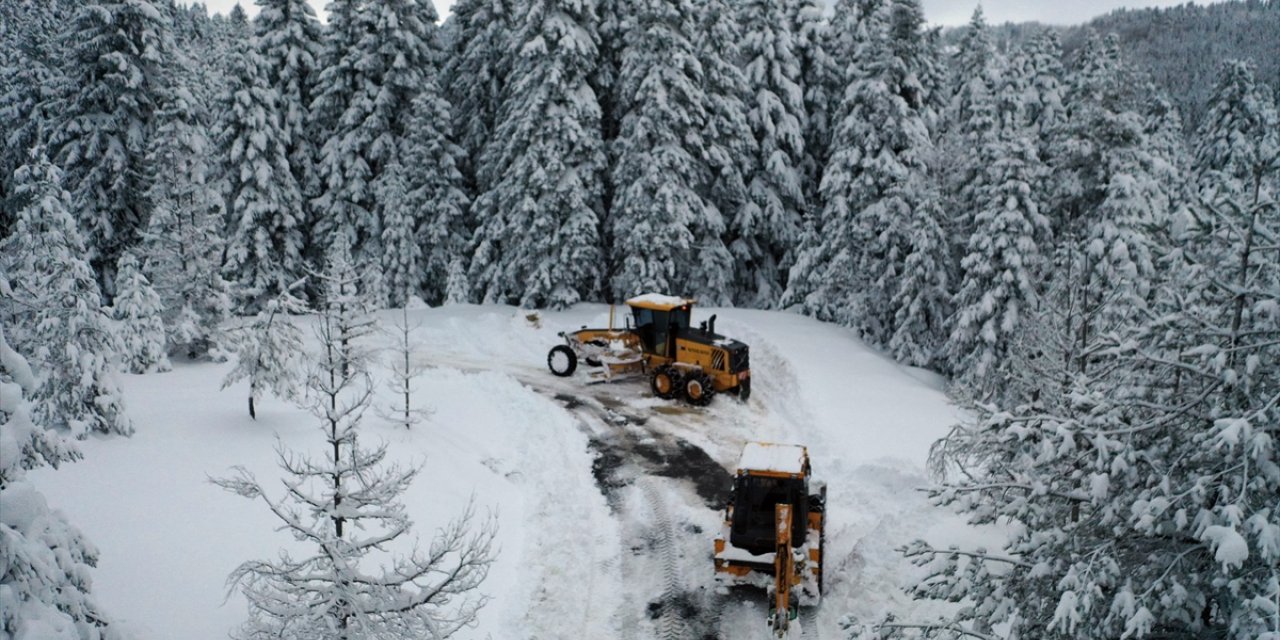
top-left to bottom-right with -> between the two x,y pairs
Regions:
650,365 -> 681,400
736,377 -> 751,402
683,371 -> 715,406
547,345 -> 577,377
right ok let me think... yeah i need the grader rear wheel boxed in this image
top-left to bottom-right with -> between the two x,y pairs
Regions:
650,365 -> 681,400
683,371 -> 715,406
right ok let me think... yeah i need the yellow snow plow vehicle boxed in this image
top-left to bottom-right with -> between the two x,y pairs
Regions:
714,442 -> 825,636
545,293 -> 751,405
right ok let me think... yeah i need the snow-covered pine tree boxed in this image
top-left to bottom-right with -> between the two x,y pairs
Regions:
379,306 -> 432,429
141,86 -> 232,359
946,6 -> 1000,134
693,0 -> 755,306
877,56 -> 1280,640
886,186 -> 953,367
218,34 -> 308,311
51,0 -> 173,297
0,149 -> 132,438
939,6 -> 1002,263
787,0 -> 835,207
469,0 -> 606,309
311,0 -> 438,272
377,167 -> 422,307
594,0 -> 624,146
1043,32 -> 1131,240
781,0 -> 878,321
944,134 -> 1051,389
608,0 -> 711,301
735,0 -> 808,307
784,0 -> 949,365
0,1 -> 69,234
1018,30 -> 1066,140
220,284 -> 307,420
1185,58 -> 1280,413
1194,60 -> 1279,212
445,258 -> 471,305
1044,36 -> 1173,367
442,0 -> 515,196
0,322 -> 81,479
112,251 -> 171,374
252,0 -> 323,241
315,232 -> 377,379
381,85 -> 471,308
214,268 -> 495,640
0,326 -> 124,640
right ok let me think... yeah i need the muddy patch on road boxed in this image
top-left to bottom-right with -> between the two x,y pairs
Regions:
586,428 -> 732,509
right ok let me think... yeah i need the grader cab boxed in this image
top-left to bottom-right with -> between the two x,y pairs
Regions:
714,442 -> 825,636
545,293 -> 751,405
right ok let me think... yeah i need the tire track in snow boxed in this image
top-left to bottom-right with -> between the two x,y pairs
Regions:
641,480 -> 694,640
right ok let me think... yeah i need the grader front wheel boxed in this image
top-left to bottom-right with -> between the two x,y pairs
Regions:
650,365 -> 681,400
547,345 -> 578,377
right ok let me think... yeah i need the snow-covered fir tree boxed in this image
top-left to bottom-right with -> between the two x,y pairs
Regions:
1043,35 -> 1173,360
441,0 -> 515,196
140,86 -> 232,359
608,0 -> 712,301
736,0 -> 808,306
218,34 -> 308,310
941,33 -> 1053,385
0,149 -> 132,438
694,0 -> 755,306
0,1 -> 70,234
214,266 -> 495,640
469,0 -> 606,308
939,7 -> 1002,259
0,326 -> 124,640
868,52 -> 1280,640
310,0 -> 439,270
787,0 -> 836,210
112,251 -> 171,374
1018,30 -> 1067,140
886,187 -> 952,367
0,323 -> 80,480
221,284 -> 307,420
51,0 -> 173,296
380,85 -> 471,307
377,168 -> 422,307
785,0 -> 950,365
946,7 -> 1000,135
252,0 -> 323,239
944,132 -> 1051,388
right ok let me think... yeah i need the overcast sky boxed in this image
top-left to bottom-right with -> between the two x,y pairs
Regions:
197,0 -> 1221,27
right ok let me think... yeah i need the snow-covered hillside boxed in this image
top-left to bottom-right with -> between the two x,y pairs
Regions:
31,304 -> 972,640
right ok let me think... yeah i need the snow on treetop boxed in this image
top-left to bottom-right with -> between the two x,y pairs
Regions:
737,442 -> 808,475
626,293 -> 693,309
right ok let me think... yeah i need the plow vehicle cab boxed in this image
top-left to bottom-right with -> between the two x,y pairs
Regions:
714,442 -> 825,636
545,293 -> 751,405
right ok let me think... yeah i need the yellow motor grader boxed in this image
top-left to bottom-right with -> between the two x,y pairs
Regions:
714,442 -> 825,636
545,293 -> 751,405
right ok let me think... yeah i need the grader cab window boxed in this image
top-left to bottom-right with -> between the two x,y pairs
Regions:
631,307 -> 669,356
669,306 -> 691,333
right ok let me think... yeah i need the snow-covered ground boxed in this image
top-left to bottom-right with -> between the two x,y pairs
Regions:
31,303 -> 977,640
